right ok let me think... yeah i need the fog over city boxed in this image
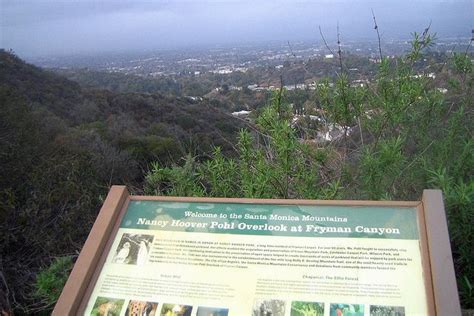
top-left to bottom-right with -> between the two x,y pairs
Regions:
1,0 -> 473,57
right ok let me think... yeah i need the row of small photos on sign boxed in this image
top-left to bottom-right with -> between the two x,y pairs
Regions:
90,298 -> 224,316
90,297 -> 405,316
251,300 -> 404,316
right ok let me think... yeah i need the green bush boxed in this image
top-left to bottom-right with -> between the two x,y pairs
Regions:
145,89 -> 341,200
35,256 -> 73,305
144,32 -> 473,307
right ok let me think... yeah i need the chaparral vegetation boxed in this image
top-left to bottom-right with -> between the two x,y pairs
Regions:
0,27 -> 472,314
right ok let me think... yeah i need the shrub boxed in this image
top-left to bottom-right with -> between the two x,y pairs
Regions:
35,256 -> 74,306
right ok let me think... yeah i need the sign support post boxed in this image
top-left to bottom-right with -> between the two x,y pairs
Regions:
422,190 -> 461,315
53,186 -> 129,315
53,186 -> 461,316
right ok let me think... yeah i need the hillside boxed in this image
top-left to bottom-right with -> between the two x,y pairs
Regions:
0,50 -> 243,314
1,38 -> 473,314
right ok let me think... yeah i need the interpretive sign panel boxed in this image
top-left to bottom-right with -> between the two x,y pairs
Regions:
53,186 -> 461,316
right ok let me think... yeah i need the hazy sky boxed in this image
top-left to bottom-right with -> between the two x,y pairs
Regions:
1,0 -> 472,57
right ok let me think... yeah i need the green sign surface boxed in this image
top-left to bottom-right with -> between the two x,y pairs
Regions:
121,201 -> 419,239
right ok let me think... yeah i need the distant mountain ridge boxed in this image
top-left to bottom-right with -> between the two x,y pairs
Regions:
0,49 -> 241,157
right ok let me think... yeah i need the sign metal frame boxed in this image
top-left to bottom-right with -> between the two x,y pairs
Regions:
52,185 -> 461,315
